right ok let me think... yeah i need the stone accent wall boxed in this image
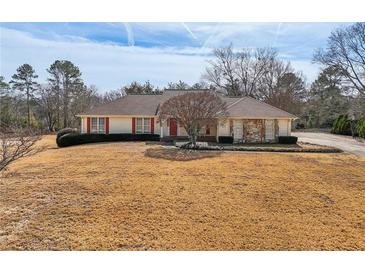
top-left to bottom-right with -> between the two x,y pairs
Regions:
242,119 -> 265,143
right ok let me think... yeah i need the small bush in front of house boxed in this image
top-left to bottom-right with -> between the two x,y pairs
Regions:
218,136 -> 234,144
56,128 -> 78,146
57,133 -> 160,147
278,136 -> 298,144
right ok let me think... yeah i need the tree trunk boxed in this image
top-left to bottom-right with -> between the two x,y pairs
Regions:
63,87 -> 68,128
190,134 -> 197,146
349,120 -> 356,138
26,89 -> 30,127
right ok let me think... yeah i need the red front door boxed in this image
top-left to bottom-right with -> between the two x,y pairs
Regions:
169,118 -> 177,136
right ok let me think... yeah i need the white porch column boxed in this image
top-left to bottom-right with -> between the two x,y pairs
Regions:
160,120 -> 164,138
216,122 -> 219,142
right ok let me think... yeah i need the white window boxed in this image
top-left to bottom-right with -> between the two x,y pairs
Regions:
136,118 -> 143,134
91,117 -> 105,133
91,117 -> 98,133
143,118 -> 151,133
135,117 -> 152,134
98,118 -> 105,133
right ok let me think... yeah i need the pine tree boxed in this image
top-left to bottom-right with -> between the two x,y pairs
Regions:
10,64 -> 38,126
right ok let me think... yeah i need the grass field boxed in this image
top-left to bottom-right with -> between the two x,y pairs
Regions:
0,135 -> 364,250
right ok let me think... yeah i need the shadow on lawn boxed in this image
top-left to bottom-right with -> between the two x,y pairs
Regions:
145,147 -> 222,161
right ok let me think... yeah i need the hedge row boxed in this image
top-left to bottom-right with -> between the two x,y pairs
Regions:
57,133 -> 160,147
56,128 -> 79,147
218,136 -> 298,144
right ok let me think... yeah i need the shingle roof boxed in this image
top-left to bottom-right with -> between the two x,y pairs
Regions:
79,94 -> 164,116
224,97 -> 297,118
78,90 -> 297,119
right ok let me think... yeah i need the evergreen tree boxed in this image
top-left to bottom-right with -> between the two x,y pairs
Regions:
307,67 -> 349,128
47,60 -> 83,128
10,64 -> 38,126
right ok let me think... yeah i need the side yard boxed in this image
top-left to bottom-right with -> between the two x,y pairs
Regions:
0,135 -> 364,250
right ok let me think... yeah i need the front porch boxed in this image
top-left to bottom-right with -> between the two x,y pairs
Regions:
159,117 -> 292,144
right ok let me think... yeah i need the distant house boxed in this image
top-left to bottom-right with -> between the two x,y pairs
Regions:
77,89 -> 297,143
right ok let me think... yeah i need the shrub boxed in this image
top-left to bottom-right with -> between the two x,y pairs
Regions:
331,115 -> 351,135
295,123 -> 305,129
278,136 -> 298,144
218,136 -> 233,144
57,133 -> 160,148
56,128 -> 78,146
356,118 -> 365,138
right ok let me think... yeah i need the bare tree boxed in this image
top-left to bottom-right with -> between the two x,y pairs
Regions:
204,45 -> 239,95
159,91 -> 227,146
257,60 -> 307,115
236,48 -> 276,97
102,89 -> 123,103
0,127 -> 41,172
69,85 -> 102,127
37,85 -> 58,131
203,45 -> 277,96
314,23 -> 365,96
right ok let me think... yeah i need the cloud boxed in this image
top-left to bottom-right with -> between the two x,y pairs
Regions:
122,23 -> 135,46
0,27 -> 208,92
181,22 -> 199,42
0,23 -> 353,93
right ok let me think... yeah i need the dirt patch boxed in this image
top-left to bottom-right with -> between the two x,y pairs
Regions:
0,135 -> 364,250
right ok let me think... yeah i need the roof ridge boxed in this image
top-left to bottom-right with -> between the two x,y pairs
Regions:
245,97 -> 297,118
226,97 -> 247,109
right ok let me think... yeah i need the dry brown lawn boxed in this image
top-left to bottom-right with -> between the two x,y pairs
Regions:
0,135 -> 364,250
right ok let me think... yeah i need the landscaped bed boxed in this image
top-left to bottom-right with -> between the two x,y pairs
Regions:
0,135 -> 364,250
175,141 -> 342,153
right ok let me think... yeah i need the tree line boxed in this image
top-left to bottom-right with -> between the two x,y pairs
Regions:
1,22 -> 364,133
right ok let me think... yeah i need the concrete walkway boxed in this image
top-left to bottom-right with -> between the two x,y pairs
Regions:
295,132 -> 365,157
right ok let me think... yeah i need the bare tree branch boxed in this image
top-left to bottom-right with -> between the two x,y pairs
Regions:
0,127 -> 42,172
159,91 -> 227,145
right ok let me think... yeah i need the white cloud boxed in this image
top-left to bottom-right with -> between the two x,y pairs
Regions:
122,23 -> 135,46
0,27 -> 209,92
0,24 -> 332,93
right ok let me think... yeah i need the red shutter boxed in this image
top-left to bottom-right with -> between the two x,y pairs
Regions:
106,117 -> 109,134
151,118 -> 154,134
87,117 -> 90,134
132,117 -> 136,134
206,126 -> 210,135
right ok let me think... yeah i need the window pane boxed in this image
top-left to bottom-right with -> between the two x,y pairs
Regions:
91,118 -> 97,132
144,118 -> 150,133
136,118 -> 143,133
99,118 -> 105,133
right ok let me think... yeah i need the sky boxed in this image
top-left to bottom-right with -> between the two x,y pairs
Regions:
0,22 -> 352,93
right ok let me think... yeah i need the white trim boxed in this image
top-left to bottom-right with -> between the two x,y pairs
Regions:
78,114 -> 296,120
77,114 -> 157,118
90,117 -> 106,134
136,117 -> 152,134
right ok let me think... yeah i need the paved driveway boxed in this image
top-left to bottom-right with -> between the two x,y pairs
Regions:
295,132 -> 365,157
